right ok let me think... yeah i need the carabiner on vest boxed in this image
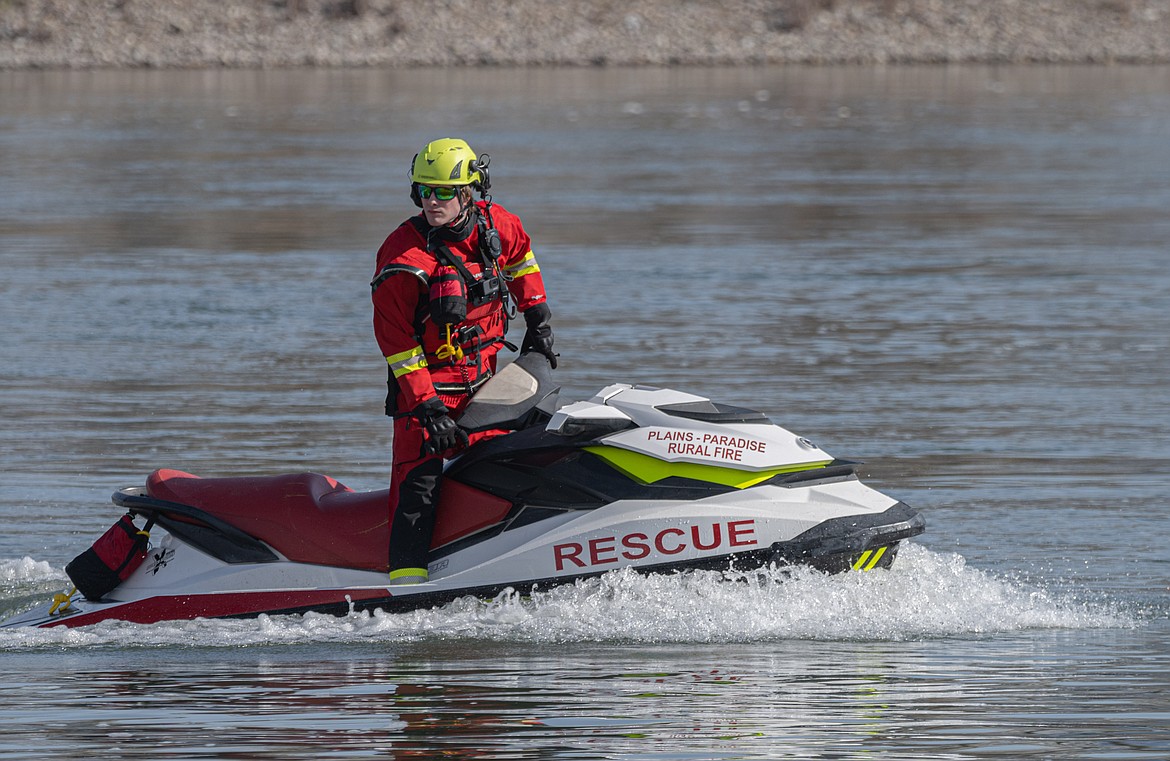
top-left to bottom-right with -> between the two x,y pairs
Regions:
435,324 -> 464,362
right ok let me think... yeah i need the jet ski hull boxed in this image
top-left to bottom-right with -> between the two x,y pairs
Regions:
2,368 -> 925,629
3,490 -> 922,629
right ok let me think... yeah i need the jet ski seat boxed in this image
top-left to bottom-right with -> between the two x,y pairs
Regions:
146,469 -> 390,571
145,468 -> 514,572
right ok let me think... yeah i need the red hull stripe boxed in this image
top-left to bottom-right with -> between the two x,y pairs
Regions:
46,588 -> 391,628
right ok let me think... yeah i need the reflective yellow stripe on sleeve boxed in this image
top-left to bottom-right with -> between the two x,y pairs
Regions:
387,346 -> 428,379
502,251 -> 540,279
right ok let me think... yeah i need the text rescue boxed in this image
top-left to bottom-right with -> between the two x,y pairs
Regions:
553,520 -> 757,571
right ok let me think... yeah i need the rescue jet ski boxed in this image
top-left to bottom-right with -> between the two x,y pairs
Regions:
1,355 -> 924,629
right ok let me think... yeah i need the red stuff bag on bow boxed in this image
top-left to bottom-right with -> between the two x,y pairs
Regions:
65,514 -> 151,601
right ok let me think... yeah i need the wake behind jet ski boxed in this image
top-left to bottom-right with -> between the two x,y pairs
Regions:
1,355 -> 924,629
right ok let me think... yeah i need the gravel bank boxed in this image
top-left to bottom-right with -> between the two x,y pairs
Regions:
4,0 -> 1170,68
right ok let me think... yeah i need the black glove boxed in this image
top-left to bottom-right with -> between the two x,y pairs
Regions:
414,397 -> 470,455
520,303 -> 558,369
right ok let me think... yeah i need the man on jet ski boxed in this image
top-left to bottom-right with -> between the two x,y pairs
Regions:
371,137 -> 557,585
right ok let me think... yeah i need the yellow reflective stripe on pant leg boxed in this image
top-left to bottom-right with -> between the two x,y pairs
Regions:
387,346 -> 428,379
388,567 -> 428,584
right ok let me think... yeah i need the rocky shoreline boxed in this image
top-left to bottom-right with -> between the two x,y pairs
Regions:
4,0 -> 1170,69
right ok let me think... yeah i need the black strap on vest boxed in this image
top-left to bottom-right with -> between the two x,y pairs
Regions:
432,241 -> 481,294
476,204 -> 516,321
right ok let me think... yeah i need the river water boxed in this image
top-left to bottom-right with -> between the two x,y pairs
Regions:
1,65 -> 1168,759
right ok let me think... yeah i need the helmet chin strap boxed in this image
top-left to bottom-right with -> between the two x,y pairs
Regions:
444,189 -> 476,230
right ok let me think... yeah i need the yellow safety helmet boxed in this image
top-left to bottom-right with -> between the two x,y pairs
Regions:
410,137 -> 485,188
